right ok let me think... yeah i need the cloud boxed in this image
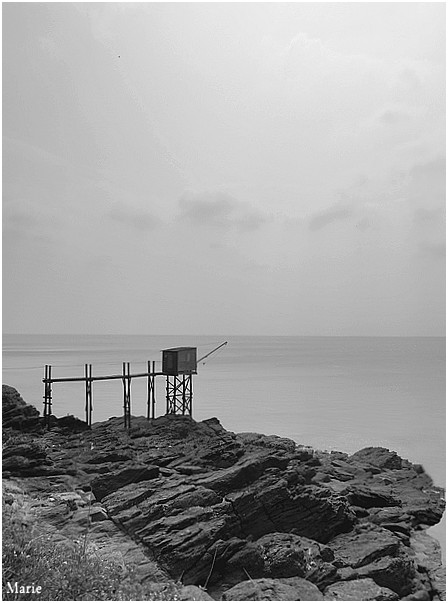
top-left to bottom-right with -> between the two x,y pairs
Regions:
418,242 -> 446,261
406,156 -> 446,210
355,217 -> 376,232
378,108 -> 412,126
3,206 -> 40,231
38,36 -> 61,61
179,191 -> 233,225
409,156 -> 445,184
73,3 -> 140,44
413,206 -> 445,225
309,204 -> 354,231
237,211 -> 267,232
178,190 -> 267,231
107,203 -> 159,231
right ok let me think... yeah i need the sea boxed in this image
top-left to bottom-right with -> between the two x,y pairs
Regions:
2,334 -> 446,555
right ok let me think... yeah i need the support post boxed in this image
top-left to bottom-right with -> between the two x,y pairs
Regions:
147,361 -> 156,420
152,361 -> 156,419
85,364 -> 93,426
182,375 -> 186,414
166,375 -> 170,415
166,373 -> 193,417
43,365 -> 53,428
122,362 -> 131,429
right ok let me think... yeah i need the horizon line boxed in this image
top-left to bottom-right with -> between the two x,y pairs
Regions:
3,333 -> 445,338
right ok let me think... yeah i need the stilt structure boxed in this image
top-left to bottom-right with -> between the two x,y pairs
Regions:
147,360 -> 156,419
41,342 -> 227,428
43,364 -> 52,427
122,362 -> 132,428
165,374 -> 193,416
162,347 -> 197,417
84,363 -> 93,426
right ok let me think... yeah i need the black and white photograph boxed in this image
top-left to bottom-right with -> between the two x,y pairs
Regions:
2,2 -> 446,601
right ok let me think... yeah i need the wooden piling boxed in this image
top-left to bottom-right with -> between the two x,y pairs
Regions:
43,364 -> 53,427
122,362 -> 131,429
147,360 -> 156,419
85,364 -> 93,426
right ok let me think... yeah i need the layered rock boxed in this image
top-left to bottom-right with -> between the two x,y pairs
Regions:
2,385 -> 41,431
2,385 -> 446,601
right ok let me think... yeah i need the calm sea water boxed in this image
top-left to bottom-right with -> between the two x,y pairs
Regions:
2,334 -> 445,552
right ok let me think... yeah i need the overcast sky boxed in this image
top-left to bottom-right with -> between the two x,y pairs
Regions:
3,2 -> 445,336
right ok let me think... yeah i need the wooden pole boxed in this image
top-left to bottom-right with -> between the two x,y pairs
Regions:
122,362 -> 126,427
85,364 -> 93,426
89,364 -> 93,426
147,360 -> 157,420
43,365 -> 48,425
166,376 -> 169,415
128,362 -> 131,428
46,365 -> 52,427
122,362 -> 131,429
182,375 -> 186,414
43,365 -> 47,420
151,360 -> 156,419
147,361 -> 150,419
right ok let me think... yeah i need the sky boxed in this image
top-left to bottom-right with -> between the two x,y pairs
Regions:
2,2 -> 446,336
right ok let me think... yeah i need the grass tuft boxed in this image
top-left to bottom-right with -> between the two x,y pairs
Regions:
2,495 -> 182,601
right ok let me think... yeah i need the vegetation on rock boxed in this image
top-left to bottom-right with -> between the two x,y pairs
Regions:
2,492 -> 183,601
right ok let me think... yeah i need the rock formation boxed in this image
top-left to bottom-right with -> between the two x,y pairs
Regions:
2,385 -> 446,600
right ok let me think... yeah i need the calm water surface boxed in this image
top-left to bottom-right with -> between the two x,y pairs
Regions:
3,334 -> 445,552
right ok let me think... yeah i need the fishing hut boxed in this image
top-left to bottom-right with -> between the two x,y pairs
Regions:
162,347 -> 197,416
42,342 -> 227,428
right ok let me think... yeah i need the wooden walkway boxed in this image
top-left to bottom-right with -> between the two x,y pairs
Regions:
43,361 -> 160,428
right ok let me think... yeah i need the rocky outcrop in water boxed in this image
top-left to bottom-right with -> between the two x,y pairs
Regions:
2,385 -> 446,600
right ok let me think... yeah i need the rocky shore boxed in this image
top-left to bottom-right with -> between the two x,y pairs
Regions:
2,384 -> 446,601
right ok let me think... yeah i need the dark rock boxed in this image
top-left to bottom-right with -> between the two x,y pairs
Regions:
255,532 -> 337,588
412,464 -> 425,474
401,589 -> 431,601
228,477 -> 355,543
222,577 -> 324,600
327,525 -> 401,568
381,522 -> 411,537
368,507 -> 409,526
342,484 -> 401,509
91,465 -> 160,500
175,465 -> 208,475
324,577 -> 399,600
2,438 -> 56,477
187,538 -> 265,590
84,451 -> 132,464
256,532 -> 308,578
236,432 -> 297,454
90,507 -> 109,522
3,441 -> 47,461
2,385 -> 41,431
194,439 -> 245,468
224,540 -> 265,583
140,505 -> 241,583
313,457 -> 358,483
355,554 -> 414,596
178,585 -> 214,600
348,447 -> 404,470
54,415 -> 90,433
410,531 -> 446,600
352,506 -> 370,518
195,454 -> 290,495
